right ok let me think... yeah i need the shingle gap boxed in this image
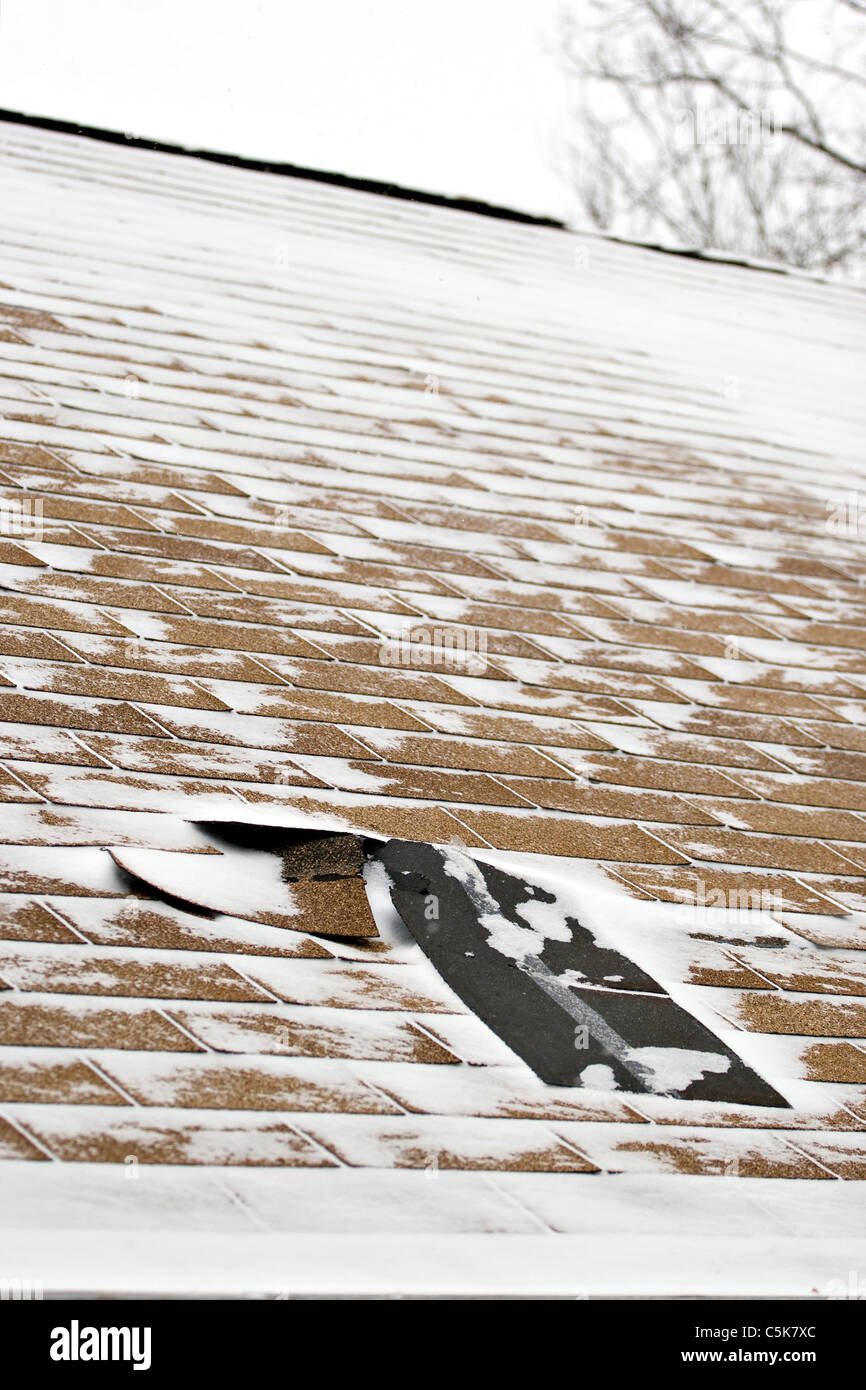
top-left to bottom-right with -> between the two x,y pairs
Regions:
377,838 -> 791,1107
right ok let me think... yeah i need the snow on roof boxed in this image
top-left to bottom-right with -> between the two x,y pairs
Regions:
1,117 -> 865,1296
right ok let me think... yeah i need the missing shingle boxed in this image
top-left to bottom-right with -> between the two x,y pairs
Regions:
377,838 -> 789,1107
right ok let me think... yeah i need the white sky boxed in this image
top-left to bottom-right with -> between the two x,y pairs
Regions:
0,0 -> 575,219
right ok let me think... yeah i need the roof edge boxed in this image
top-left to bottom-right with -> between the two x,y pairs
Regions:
0,106 -> 566,230
3,106 -> 858,289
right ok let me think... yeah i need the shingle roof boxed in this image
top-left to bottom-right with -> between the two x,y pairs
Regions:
1,118 -> 865,1296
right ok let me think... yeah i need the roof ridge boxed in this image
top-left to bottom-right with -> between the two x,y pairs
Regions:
0,105 -> 565,230
5,106 -> 861,291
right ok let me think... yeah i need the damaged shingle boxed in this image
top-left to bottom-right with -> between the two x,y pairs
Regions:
110,822 -> 379,938
378,839 -> 789,1107
280,831 -> 367,882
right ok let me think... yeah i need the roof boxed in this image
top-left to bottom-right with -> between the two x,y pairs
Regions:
1,116 -> 865,1298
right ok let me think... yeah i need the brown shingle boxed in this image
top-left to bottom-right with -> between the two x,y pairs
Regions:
498,778 -> 720,823
97,1054 -> 400,1114
581,724 -> 790,773
132,513 -> 335,554
0,1114 -> 48,1159
14,764 -> 298,815
69,734 -> 322,787
304,801 -> 485,847
344,729 -> 572,779
659,677 -> 843,721
0,767 -> 42,803
0,898 -> 82,943
788,1134 -> 866,1178
727,945 -> 866,996
566,1127 -> 830,1178
135,706 -> 392,753
304,626 -> 539,664
802,877 -> 866,913
0,725 -> 111,768
17,1109 -> 339,1166
730,992 -> 866,1036
11,570 -> 195,614
0,628 -> 86,661
453,809 -> 692,861
650,826 -> 861,875
10,662 -> 232,712
0,947 -> 274,1002
689,798 -> 866,843
301,760 -> 532,806
413,706 -> 615,750
56,896 -> 333,958
244,958 -> 460,1013
0,998 -> 202,1051
74,459 -> 248,496
0,1055 -> 127,1104
294,1115 -> 598,1172
0,594 -> 133,636
401,598 -> 594,642
86,619 -> 323,663
613,864 -> 843,914
0,691 -> 171,738
799,1041 -> 866,1083
263,657 -> 480,705
228,571 -> 421,617
169,1004 -> 459,1063
0,539 -> 46,567
764,747 -> 866,783
627,699 -> 824,747
56,631 -> 315,681
731,770 -> 866,813
550,751 -> 759,798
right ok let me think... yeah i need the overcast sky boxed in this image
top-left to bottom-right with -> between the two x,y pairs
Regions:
0,0 -> 575,219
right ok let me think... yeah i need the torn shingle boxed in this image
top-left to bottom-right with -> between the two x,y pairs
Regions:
110,822 -> 379,937
280,831 -> 367,882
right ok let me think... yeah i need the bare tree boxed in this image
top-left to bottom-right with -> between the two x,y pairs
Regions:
557,0 -> 866,277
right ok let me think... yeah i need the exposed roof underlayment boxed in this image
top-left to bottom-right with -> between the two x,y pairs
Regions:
0,119 -> 865,1296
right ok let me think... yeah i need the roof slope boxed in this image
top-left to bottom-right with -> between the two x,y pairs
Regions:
1,120 -> 866,1295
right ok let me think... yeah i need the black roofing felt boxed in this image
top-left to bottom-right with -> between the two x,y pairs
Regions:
380,839 -> 790,1107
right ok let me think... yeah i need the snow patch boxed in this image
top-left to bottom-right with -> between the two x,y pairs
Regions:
580,1064 -> 620,1091
625,1047 -> 732,1095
